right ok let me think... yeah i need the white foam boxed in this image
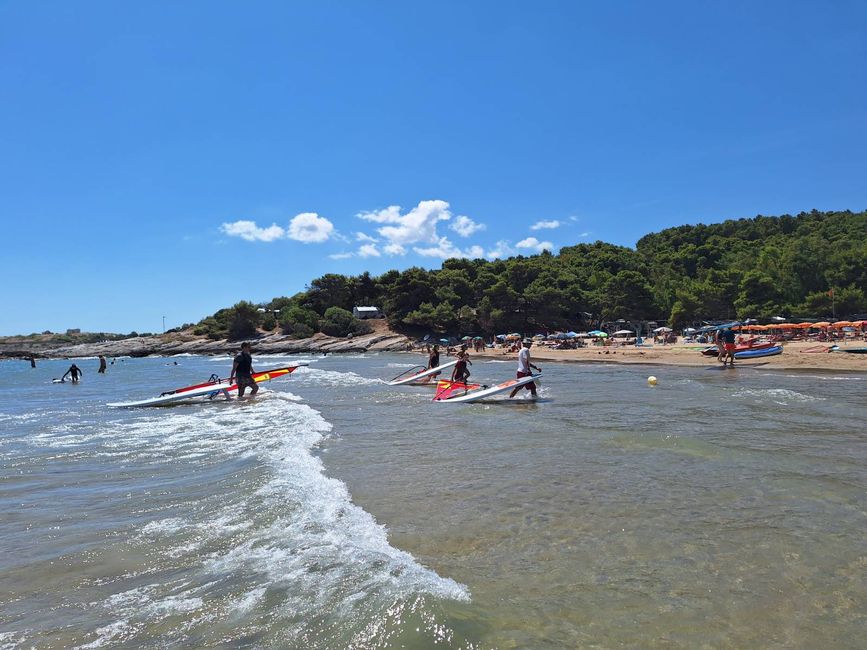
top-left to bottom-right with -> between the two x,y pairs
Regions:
733,388 -> 824,405
84,390 -> 467,640
292,366 -> 385,387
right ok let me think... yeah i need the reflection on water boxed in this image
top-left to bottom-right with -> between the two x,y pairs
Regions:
1,354 -> 866,648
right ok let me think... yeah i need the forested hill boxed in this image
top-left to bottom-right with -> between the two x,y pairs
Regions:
197,209 -> 867,339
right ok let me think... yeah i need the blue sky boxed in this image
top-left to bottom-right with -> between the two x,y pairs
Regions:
2,1 -> 865,335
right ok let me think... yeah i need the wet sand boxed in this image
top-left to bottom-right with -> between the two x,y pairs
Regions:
460,340 -> 867,372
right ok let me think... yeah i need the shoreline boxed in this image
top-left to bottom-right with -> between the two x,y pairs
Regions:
414,340 -> 867,374
0,321 -> 412,361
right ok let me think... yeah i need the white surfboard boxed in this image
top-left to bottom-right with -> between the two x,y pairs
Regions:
388,359 -> 459,386
436,374 -> 542,403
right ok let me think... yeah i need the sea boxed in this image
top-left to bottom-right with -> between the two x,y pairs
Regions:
1,353 -> 866,649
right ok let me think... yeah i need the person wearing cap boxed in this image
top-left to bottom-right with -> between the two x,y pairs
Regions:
509,338 -> 540,398
229,342 -> 258,397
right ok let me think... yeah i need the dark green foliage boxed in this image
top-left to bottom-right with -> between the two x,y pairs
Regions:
193,210 -> 867,335
320,307 -> 370,337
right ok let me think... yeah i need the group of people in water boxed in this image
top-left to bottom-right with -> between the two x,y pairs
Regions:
56,355 -> 110,382
426,337 -> 541,398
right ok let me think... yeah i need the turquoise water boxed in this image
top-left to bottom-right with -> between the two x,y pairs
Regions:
1,354 -> 866,648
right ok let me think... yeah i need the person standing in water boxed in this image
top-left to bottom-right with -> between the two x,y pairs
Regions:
98,355 -> 107,373
450,345 -> 472,383
427,344 -> 441,379
229,342 -> 258,398
61,363 -> 83,383
721,328 -> 737,366
29,357 -> 36,368
509,339 -> 540,398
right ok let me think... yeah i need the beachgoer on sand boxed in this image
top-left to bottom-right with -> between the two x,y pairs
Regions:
721,328 -> 737,366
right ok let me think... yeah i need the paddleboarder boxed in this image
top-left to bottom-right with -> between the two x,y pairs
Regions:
229,342 -> 258,397
509,339 -> 540,398
61,363 -> 83,383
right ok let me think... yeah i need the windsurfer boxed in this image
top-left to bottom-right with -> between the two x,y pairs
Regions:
428,344 -> 441,378
450,346 -> 472,383
509,339 -> 540,398
229,342 -> 258,397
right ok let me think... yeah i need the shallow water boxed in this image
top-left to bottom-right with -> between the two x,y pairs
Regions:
1,354 -> 866,648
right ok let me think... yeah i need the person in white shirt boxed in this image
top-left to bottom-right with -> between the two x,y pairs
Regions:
509,338 -> 540,398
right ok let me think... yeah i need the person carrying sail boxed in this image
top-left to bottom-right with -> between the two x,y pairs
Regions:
229,342 -> 258,397
509,338 -> 540,398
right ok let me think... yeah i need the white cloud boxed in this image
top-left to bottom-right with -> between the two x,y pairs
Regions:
486,240 -> 515,259
383,242 -> 406,255
516,237 -> 554,253
220,220 -> 285,242
288,212 -> 334,243
530,219 -> 561,231
357,243 -> 381,258
328,252 -> 354,260
580,232 -> 590,238
358,200 -> 451,248
569,215 -> 579,222
413,236 -> 485,260
355,232 -> 378,243
449,215 -> 486,237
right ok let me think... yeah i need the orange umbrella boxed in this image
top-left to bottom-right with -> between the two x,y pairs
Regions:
794,322 -> 812,329
811,322 -> 831,328
778,323 -> 797,329
832,321 -> 853,328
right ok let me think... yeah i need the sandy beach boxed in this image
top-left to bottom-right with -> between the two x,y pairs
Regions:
458,339 -> 867,373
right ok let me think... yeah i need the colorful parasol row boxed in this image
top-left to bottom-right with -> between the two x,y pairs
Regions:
733,321 -> 866,331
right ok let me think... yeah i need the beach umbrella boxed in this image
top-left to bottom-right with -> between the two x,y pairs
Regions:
533,334 -> 546,340
589,330 -> 608,337
683,327 -> 697,334
461,335 -> 472,340
575,332 -> 590,338
613,329 -> 634,336
832,321 -> 853,328
565,331 -> 578,338
473,336 -> 483,340
439,338 -> 449,344
811,322 -> 831,328
653,326 -> 672,333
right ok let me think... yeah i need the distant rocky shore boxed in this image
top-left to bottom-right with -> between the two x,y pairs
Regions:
0,328 -> 412,360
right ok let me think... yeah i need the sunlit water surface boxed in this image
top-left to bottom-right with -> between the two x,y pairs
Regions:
1,353 -> 865,648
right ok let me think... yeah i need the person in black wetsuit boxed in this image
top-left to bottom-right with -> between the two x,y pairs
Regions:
61,363 -> 83,383
229,342 -> 258,397
98,355 -> 107,373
